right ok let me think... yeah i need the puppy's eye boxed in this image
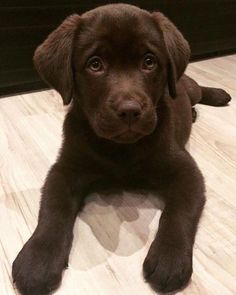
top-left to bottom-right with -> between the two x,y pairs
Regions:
87,56 -> 104,72
142,53 -> 157,71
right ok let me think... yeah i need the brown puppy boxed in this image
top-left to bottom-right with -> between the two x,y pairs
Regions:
12,4 -> 231,294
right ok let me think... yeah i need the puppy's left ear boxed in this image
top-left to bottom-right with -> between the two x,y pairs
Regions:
34,14 -> 80,105
152,12 -> 190,98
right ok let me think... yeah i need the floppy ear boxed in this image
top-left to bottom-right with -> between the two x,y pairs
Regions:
33,14 -> 80,105
152,12 -> 190,98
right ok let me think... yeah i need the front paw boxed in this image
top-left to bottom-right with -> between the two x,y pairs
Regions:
12,237 -> 67,295
143,241 -> 192,293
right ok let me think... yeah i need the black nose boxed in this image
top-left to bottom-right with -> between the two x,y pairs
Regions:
117,101 -> 142,123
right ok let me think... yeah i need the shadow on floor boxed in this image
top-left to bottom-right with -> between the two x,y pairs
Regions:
70,191 -> 164,270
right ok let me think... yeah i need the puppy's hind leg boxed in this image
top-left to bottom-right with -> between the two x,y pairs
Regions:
200,86 -> 231,106
182,74 -> 231,108
181,75 -> 202,106
181,75 -> 201,122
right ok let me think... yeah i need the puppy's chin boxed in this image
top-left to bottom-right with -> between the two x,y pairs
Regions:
94,124 -> 157,144
111,131 -> 145,144
89,113 -> 158,144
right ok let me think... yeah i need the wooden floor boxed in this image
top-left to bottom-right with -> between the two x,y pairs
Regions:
0,55 -> 236,295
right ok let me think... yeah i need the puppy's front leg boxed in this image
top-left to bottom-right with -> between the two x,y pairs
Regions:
12,163 -> 88,295
143,152 -> 205,293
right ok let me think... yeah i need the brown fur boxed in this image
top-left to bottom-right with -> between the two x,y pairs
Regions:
12,4 -> 231,294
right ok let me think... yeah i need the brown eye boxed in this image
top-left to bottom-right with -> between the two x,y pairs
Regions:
142,53 -> 157,71
87,56 -> 104,72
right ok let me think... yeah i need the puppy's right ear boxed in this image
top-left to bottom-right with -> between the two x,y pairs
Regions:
33,14 -> 80,105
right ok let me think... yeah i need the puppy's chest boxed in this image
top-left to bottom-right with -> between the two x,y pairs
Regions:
103,154 -> 165,187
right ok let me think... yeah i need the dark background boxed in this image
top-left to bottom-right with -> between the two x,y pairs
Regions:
1,0 -> 236,97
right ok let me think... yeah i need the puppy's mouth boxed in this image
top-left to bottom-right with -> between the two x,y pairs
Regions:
111,129 -> 144,144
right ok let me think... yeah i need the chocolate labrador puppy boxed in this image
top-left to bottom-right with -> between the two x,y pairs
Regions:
12,4 -> 231,295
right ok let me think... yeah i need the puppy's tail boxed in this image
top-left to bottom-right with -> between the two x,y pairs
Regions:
200,86 -> 231,106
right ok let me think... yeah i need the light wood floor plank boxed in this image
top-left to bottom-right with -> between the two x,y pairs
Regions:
0,55 -> 236,294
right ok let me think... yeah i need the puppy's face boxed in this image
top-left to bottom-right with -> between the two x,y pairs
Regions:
73,8 -> 168,143
34,4 -> 190,144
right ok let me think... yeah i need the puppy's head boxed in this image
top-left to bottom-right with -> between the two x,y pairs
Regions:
34,4 -> 190,144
